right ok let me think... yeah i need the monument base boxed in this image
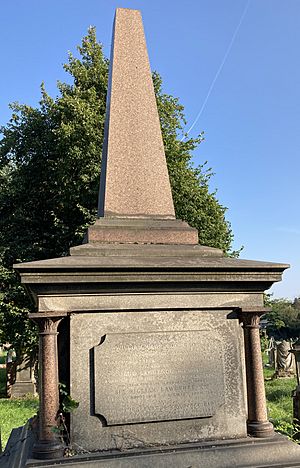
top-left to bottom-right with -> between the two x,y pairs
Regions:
24,434 -> 300,467
0,424 -> 300,468
10,381 -> 36,398
3,423 -> 300,467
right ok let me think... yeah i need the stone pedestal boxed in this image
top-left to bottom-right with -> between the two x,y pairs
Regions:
70,307 -> 246,450
13,243 -> 300,466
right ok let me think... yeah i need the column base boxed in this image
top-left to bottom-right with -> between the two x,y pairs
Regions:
32,439 -> 65,460
247,420 -> 275,438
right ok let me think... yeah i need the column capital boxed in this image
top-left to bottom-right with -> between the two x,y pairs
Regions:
239,307 -> 271,329
29,314 -> 66,334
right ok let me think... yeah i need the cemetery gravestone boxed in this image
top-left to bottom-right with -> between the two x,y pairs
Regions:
4,7 -> 300,468
10,359 -> 36,398
275,340 -> 295,377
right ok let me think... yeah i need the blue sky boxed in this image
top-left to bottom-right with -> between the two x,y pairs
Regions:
1,1 -> 299,299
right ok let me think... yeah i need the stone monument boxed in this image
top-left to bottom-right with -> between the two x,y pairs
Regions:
5,7 -> 300,467
10,358 -> 37,398
274,339 -> 296,377
290,340 -> 300,425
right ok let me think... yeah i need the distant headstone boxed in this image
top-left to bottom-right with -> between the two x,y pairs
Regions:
267,336 -> 276,367
290,342 -> 300,424
275,340 -> 295,377
5,348 -> 16,398
10,358 -> 37,398
6,348 -> 15,363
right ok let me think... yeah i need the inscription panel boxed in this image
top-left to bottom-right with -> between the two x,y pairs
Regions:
94,330 -> 225,425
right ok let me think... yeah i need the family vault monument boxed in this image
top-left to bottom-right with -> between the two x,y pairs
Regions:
7,7 -> 300,467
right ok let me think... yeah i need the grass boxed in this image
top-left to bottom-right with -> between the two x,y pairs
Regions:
265,375 -> 296,423
0,362 -> 39,450
0,368 -> 6,397
0,396 -> 39,449
0,356 -> 39,451
264,361 -> 299,441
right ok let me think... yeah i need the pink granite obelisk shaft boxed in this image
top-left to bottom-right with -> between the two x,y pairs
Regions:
98,8 -> 175,219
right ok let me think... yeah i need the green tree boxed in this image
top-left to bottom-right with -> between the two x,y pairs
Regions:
0,27 -> 234,359
154,72 -> 233,252
264,297 -> 300,340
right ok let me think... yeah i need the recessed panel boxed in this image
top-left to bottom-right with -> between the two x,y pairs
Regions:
94,330 -> 225,425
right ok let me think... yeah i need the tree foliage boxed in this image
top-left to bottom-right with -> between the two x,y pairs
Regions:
0,28 -> 234,357
153,73 -> 233,251
264,296 -> 300,340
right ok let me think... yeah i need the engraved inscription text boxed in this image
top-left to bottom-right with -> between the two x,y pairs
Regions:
94,330 -> 225,425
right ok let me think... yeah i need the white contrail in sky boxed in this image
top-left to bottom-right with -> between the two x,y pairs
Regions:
181,0 -> 251,141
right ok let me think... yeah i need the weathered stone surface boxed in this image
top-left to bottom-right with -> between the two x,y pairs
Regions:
84,218 -> 198,245
38,292 -> 262,313
70,309 -> 246,452
70,242 -> 223,257
14,245 -> 289,271
14,251 -> 289,289
10,358 -> 36,398
0,422 -> 36,468
23,435 -> 300,468
94,330 -> 224,425
98,8 -> 175,219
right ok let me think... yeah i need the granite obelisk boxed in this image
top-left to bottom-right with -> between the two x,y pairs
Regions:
87,8 -> 198,245
98,8 -> 175,219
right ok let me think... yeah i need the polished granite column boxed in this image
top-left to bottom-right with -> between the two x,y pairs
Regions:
31,315 -> 65,459
240,307 -> 274,438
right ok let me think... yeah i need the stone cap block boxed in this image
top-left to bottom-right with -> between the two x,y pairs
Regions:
70,243 -> 223,257
84,218 -> 199,245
